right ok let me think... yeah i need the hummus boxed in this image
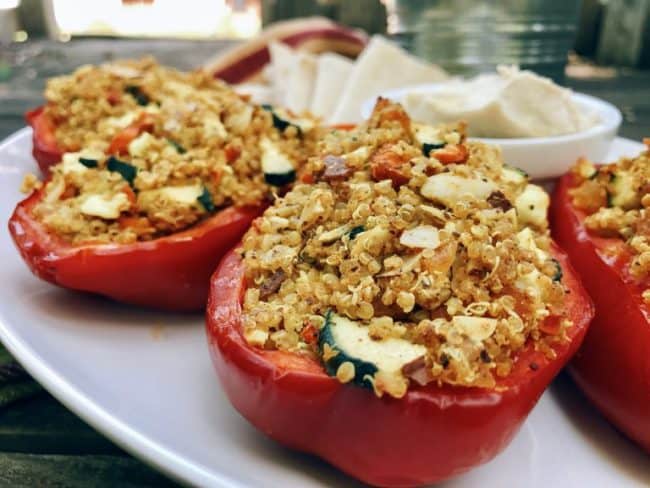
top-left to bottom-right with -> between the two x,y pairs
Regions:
403,66 -> 599,138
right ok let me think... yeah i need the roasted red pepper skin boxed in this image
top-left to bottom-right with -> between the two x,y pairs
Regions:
551,173 -> 650,452
9,189 -> 261,311
206,247 -> 593,487
25,106 -> 63,175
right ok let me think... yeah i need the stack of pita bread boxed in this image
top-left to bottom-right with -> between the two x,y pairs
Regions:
236,35 -> 449,124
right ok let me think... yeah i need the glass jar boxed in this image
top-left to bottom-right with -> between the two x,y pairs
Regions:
388,0 -> 582,82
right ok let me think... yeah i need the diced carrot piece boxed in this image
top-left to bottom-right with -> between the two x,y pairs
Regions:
107,112 -> 156,155
212,169 -> 223,186
118,216 -> 152,231
122,185 -> 137,207
224,144 -> 241,163
370,144 -> 410,187
431,144 -> 469,165
300,172 -> 315,184
107,89 -> 122,105
300,322 -> 318,345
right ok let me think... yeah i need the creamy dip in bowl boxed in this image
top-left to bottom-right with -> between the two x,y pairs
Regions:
362,69 -> 621,179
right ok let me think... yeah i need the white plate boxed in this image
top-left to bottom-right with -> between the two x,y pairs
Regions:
0,128 -> 648,488
361,85 -> 623,180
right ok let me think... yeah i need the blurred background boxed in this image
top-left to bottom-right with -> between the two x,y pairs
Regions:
1,0 -> 648,138
1,0 -> 649,74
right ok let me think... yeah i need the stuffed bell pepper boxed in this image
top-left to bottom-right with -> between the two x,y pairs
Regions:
11,59 -> 319,311
206,100 -> 594,486
551,144 -> 650,451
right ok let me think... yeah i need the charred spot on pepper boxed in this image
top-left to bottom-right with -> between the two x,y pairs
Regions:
529,362 -> 539,371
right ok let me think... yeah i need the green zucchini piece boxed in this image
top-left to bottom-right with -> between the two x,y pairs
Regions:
260,138 -> 296,186
265,172 -> 296,187
262,104 -> 292,132
167,139 -> 186,154
319,311 -> 377,389
107,156 -> 137,186
422,142 -> 446,156
413,123 -> 445,156
348,225 -> 365,240
125,85 -> 150,106
78,157 -> 98,168
514,184 -> 549,228
261,104 -> 313,134
608,172 -> 638,209
197,187 -> 215,212
501,165 -> 529,189
318,311 -> 427,391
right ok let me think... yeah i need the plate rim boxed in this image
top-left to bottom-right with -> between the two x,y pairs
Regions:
0,127 -> 237,488
0,127 -> 645,488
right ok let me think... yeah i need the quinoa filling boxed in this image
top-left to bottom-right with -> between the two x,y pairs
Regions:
240,99 -> 572,398
569,142 -> 650,299
23,58 -> 320,244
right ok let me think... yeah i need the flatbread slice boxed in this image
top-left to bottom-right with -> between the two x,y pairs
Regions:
267,41 -> 317,114
329,35 -> 448,124
310,52 -> 353,118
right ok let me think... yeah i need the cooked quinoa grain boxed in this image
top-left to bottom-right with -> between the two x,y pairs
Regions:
240,99 -> 571,398
28,58 -> 320,244
570,141 -> 650,291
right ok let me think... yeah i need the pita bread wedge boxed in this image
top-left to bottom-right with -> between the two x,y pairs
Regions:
310,52 -> 353,118
329,35 -> 448,124
234,83 -> 275,105
268,41 -> 317,114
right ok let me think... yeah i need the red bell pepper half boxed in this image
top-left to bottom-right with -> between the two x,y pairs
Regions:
25,106 -> 63,176
9,188 -> 261,311
551,173 -> 650,452
205,246 -> 593,487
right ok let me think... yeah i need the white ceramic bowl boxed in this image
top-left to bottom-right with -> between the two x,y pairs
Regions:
361,84 -> 622,180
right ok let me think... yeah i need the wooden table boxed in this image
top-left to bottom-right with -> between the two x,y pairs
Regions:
0,39 -> 648,487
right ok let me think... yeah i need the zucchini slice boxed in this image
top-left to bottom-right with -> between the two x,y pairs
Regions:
260,138 -> 296,186
80,193 -> 130,219
124,85 -> 150,106
515,184 -> 549,228
197,187 -> 215,211
107,156 -> 137,186
413,123 -> 445,156
60,150 -> 105,173
78,157 -> 98,169
608,172 -> 639,209
421,173 -> 496,207
261,104 -> 313,134
348,225 -> 365,240
501,165 -> 528,190
319,311 -> 427,393
167,138 -> 186,154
